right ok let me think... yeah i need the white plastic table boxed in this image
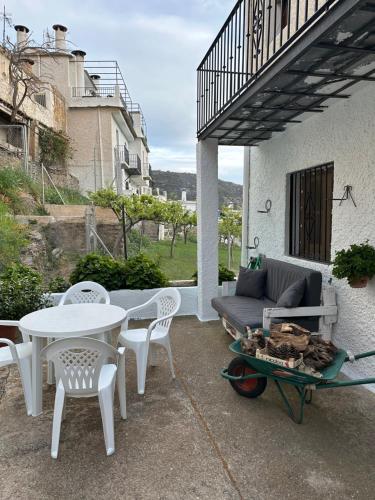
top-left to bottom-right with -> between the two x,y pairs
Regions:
19,303 -> 127,417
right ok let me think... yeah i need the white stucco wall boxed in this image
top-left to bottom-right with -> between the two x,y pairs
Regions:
248,82 -> 375,384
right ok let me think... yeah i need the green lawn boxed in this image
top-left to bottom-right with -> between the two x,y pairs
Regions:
142,239 -> 241,281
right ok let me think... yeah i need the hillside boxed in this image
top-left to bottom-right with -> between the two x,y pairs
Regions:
151,169 -> 242,207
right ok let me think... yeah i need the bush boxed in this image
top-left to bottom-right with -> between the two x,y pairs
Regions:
332,241 -> 375,284
70,253 -> 127,291
0,263 -> 49,320
0,202 -> 28,271
123,254 -> 169,290
48,276 -> 71,293
192,264 -> 236,285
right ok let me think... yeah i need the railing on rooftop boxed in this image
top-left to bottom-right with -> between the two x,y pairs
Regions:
83,60 -> 148,138
72,87 -> 118,98
197,0 -> 335,135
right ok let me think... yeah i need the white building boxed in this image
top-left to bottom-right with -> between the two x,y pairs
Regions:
16,24 -> 152,196
196,0 -> 375,382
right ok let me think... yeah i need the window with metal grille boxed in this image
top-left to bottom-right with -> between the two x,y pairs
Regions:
288,163 -> 334,263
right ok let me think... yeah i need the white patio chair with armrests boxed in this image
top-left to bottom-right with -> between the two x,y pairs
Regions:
58,281 -> 110,307
42,337 -> 126,459
47,281 -> 112,384
0,320 -> 32,415
118,288 -> 181,395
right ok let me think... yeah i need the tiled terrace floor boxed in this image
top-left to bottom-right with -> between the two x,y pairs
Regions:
1,316 -> 374,499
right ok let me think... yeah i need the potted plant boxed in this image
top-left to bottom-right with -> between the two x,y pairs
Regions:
0,263 -> 50,342
332,242 -> 375,288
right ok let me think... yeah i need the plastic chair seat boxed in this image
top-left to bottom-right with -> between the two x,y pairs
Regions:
119,327 -> 168,345
0,341 -> 32,368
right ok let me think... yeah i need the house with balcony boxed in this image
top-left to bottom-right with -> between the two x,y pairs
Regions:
197,0 -> 375,382
18,24 -> 152,196
0,26 -> 66,166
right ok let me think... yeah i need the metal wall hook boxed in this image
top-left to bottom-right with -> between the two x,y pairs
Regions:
247,236 -> 260,250
332,185 -> 356,207
258,199 -> 272,213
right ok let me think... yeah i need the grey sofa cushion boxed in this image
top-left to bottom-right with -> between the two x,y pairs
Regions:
261,258 -> 322,331
276,278 -> 306,308
235,267 -> 267,299
261,258 -> 321,307
212,295 -> 276,333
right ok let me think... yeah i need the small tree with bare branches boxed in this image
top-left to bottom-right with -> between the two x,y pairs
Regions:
5,35 -> 56,123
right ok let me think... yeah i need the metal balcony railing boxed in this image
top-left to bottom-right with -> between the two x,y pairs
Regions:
82,60 -> 148,139
197,0 -> 336,135
114,145 -> 130,166
127,153 -> 142,176
72,86 -> 118,98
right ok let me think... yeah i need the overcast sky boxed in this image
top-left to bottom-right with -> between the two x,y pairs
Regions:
6,0 -> 244,184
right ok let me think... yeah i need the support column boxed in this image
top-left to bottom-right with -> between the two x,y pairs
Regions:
197,138 -> 219,321
241,146 -> 251,266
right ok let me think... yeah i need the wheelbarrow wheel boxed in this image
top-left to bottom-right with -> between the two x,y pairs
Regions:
227,357 -> 267,398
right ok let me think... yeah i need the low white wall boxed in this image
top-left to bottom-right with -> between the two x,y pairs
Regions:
248,82 -> 375,386
51,286 -> 223,319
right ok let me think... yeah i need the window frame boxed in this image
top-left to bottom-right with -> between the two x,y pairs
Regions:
287,163 -> 334,264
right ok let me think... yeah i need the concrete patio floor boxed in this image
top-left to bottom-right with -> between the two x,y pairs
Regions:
1,316 -> 374,499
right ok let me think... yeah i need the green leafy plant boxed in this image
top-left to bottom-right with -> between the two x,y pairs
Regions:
44,186 -> 89,205
0,263 -> 50,320
39,128 -> 73,167
332,241 -> 375,285
0,202 -> 28,270
123,254 -> 169,290
192,264 -> 236,286
0,166 -> 40,213
70,253 -> 127,291
48,276 -> 71,293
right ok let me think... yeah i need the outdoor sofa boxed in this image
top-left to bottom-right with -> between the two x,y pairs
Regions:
212,257 -> 337,339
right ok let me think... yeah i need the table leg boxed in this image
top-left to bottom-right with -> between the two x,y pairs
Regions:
32,336 -> 43,416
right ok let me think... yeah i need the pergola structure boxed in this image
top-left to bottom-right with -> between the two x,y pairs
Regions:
196,0 -> 375,319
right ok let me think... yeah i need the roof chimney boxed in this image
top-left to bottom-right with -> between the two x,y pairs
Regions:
14,25 -> 29,47
52,24 -> 67,50
72,50 -> 86,88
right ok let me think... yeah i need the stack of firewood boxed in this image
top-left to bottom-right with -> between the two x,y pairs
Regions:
241,323 -> 337,370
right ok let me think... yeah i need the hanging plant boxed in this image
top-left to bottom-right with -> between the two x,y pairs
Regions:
332,241 -> 375,288
39,128 -> 73,167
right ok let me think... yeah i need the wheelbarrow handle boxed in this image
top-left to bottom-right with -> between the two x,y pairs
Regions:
345,350 -> 375,362
220,368 -> 264,381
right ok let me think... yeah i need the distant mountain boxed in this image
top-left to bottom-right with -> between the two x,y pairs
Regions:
151,169 -> 242,207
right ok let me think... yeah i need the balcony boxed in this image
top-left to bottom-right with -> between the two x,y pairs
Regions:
197,0 -> 375,145
114,144 -> 130,166
126,153 -> 142,176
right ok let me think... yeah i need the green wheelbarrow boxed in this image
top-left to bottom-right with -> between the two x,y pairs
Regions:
221,339 -> 375,424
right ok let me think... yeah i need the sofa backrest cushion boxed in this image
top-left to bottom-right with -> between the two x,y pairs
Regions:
235,267 -> 267,299
276,278 -> 305,308
261,258 -> 322,307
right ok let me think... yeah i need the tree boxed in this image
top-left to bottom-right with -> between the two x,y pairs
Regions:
160,201 -> 185,258
5,35 -> 55,123
181,211 -> 197,244
90,189 -> 160,259
219,207 -> 242,269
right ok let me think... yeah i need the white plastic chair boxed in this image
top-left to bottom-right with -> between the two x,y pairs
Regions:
118,288 -> 181,395
42,337 -> 126,459
47,281 -> 111,384
58,281 -> 110,306
0,320 -> 32,416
